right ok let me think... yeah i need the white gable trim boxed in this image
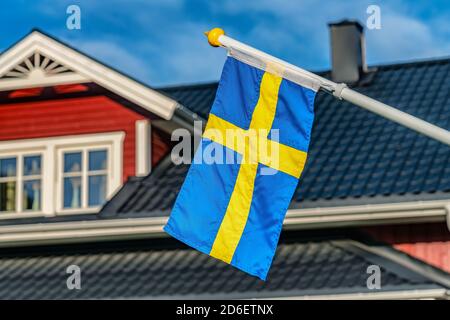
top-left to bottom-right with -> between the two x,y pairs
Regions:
135,119 -> 151,176
0,51 -> 89,90
0,31 -> 178,120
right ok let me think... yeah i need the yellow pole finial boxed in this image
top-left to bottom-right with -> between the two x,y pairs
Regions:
204,28 -> 225,47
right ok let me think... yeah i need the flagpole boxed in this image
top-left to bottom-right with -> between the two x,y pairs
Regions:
204,28 -> 450,147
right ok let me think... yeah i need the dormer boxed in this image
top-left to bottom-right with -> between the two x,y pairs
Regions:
0,30 -> 182,219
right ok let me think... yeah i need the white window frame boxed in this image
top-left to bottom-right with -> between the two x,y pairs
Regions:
0,152 -> 43,214
0,132 -> 124,219
56,145 -> 112,214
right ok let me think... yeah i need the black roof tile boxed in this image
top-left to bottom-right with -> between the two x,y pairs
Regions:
103,57 -> 450,217
159,82 -> 218,118
0,232 -> 444,299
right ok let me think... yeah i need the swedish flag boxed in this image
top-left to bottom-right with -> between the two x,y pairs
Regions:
164,57 -> 317,280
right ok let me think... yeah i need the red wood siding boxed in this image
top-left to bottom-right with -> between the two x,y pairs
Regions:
0,95 -> 169,181
363,223 -> 450,273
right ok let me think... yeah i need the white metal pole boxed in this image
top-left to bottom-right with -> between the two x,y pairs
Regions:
219,34 -> 336,91
204,28 -> 450,147
339,89 -> 450,146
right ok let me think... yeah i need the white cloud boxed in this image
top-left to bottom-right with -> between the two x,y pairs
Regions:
210,0 -> 450,69
138,22 -> 228,85
68,39 -> 155,82
32,0 -> 450,86
366,12 -> 450,63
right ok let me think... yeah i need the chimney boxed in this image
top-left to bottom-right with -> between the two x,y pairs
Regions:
328,20 -> 367,83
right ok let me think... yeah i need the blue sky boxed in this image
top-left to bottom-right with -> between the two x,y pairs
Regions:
1,0 -> 449,86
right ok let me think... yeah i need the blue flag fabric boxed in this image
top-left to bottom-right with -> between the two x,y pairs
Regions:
164,57 -> 317,280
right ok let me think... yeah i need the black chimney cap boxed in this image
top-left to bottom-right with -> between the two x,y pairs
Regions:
328,19 -> 364,32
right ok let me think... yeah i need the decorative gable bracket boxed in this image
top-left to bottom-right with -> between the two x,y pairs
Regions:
0,51 -> 88,91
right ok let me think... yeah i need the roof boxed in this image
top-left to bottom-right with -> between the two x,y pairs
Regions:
0,230 -> 447,299
103,57 -> 450,217
0,29 -> 178,119
159,82 -> 218,119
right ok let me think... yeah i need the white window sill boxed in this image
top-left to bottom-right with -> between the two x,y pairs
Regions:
0,209 -> 100,220
56,207 -> 101,216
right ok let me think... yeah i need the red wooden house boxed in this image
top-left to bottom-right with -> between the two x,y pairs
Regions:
0,30 -> 178,218
0,22 -> 448,299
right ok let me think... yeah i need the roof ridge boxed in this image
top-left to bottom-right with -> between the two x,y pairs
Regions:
156,56 -> 450,92
156,81 -> 219,91
372,55 -> 450,70
310,56 -> 450,75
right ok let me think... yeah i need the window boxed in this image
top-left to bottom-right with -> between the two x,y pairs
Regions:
88,150 -> 107,206
0,158 -> 16,212
23,155 -> 42,211
61,149 -> 108,210
0,132 -> 124,218
0,154 -> 42,213
63,152 -> 82,209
